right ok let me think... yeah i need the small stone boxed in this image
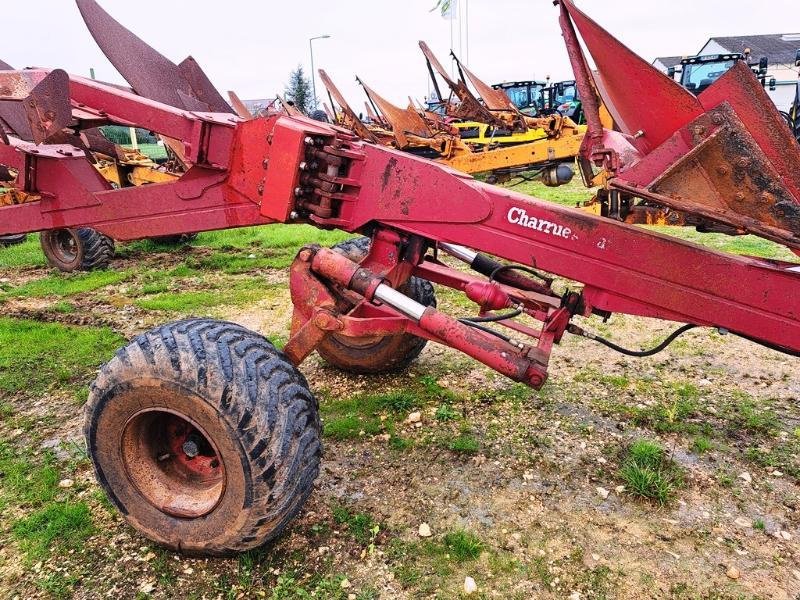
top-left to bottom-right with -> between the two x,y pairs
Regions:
596,486 -> 610,499
738,471 -> 752,484
772,470 -> 784,477
143,552 -> 156,561
463,576 -> 478,595
340,578 -> 351,589
591,553 -> 600,561
139,582 -> 156,594
793,569 -> 800,581
418,523 -> 432,537
777,530 -> 792,541
183,567 -> 194,575
726,566 -> 740,580
522,471 -> 534,481
614,485 -> 625,494
733,517 -> 751,528
406,411 -> 422,424
348,595 -> 356,600
569,593 -> 581,600
377,433 -> 391,442
58,478 -> 74,489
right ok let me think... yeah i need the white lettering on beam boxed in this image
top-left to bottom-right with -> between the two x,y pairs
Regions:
507,207 -> 572,240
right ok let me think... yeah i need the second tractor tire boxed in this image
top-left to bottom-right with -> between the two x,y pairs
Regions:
40,228 -> 114,272
316,237 -> 436,374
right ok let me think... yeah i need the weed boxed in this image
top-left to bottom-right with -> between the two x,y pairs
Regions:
448,433 -> 480,454
619,439 -> 682,504
435,404 -> 458,422
0,443 -> 59,506
753,519 -> 766,531
442,530 -> 484,561
691,436 -> 713,454
332,505 -> 380,546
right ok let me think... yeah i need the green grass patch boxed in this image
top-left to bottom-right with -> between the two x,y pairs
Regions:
332,505 -> 380,546
690,435 -> 713,454
447,432 -> 480,454
619,439 -> 682,504
193,224 -> 351,252
0,443 -> 59,508
2,269 -> 130,299
0,233 -> 47,269
134,280 -> 277,312
0,318 -> 124,396
320,390 -> 422,440
441,530 -> 484,562
12,501 -> 94,563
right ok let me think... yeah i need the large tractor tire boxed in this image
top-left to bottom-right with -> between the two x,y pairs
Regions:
40,228 -> 114,272
0,234 -> 27,246
85,319 -> 322,555
316,237 -> 436,374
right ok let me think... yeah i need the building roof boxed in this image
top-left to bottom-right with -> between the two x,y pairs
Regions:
652,56 -> 683,69
704,34 -> 800,65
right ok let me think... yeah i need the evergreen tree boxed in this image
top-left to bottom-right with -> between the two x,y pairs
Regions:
284,65 -> 314,115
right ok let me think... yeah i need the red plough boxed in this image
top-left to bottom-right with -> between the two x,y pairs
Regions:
0,0 -> 797,553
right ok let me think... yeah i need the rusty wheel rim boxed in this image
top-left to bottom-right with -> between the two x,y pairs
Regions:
50,229 -> 79,264
121,409 -> 226,518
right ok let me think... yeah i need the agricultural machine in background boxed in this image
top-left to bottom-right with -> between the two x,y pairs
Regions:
320,62 -> 580,185
0,0 -> 798,556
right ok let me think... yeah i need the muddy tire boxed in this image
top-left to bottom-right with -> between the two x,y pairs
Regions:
85,319 -> 322,555
316,237 -> 436,374
0,234 -> 27,246
149,233 -> 198,245
40,228 -> 114,272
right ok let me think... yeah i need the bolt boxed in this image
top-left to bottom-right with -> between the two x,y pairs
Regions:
737,157 -> 751,168
711,113 -> 724,125
182,439 -> 199,458
298,249 -> 313,262
304,136 -> 315,145
294,187 -> 304,197
257,182 -> 264,196
289,211 -> 299,220
716,165 -> 729,176
633,130 -> 645,139
299,161 -> 308,171
262,158 -> 269,169
760,192 -> 773,204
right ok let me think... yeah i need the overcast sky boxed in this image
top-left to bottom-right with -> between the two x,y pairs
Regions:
3,1 -> 799,109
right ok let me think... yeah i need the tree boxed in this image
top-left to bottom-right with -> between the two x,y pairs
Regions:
284,65 -> 314,115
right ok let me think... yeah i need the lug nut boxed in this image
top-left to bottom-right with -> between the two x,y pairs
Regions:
182,439 -> 199,458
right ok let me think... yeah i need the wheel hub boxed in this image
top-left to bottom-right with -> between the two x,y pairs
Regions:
121,409 -> 226,518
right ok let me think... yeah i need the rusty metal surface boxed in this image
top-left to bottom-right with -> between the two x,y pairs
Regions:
317,70 -> 378,143
227,91 -> 253,120
76,0 -> 231,113
418,41 -> 501,127
0,70 -> 72,144
357,77 -> 432,143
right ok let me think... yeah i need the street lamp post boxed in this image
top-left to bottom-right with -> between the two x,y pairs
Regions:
309,35 -> 331,111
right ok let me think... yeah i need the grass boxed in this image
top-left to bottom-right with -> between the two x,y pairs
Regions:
12,502 -> 94,563
690,435 -> 713,454
1,269 -> 130,299
332,505 -> 380,546
442,530 -> 484,562
619,439 -> 683,504
0,234 -> 47,269
320,390 -> 422,441
0,443 -> 59,509
134,280 -> 278,312
0,318 -> 125,397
